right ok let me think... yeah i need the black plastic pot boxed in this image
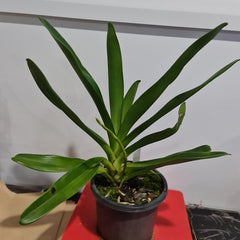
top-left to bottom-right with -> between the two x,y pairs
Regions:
90,170 -> 168,240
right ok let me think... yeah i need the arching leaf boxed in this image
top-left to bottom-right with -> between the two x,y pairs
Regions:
124,145 -> 229,180
125,103 -> 186,155
27,59 -> 115,161
121,80 -> 141,123
124,59 -> 240,146
107,23 -> 124,132
39,18 -> 114,132
118,23 -> 228,140
19,157 -> 102,225
12,154 -> 84,172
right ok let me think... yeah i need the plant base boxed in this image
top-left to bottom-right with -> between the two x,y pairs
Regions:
61,183 -> 192,240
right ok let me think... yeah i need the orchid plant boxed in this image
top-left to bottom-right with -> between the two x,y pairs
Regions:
12,18 -> 239,225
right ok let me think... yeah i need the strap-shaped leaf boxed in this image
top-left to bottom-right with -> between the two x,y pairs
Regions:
121,80 -> 141,123
26,59 -> 115,161
118,23 -> 228,140
124,59 -> 240,146
107,23 -> 124,132
19,157 -> 102,225
39,18 -> 114,132
124,145 -> 229,180
125,103 -> 186,155
12,154 -> 84,172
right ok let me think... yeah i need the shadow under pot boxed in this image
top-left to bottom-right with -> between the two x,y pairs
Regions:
90,170 -> 168,240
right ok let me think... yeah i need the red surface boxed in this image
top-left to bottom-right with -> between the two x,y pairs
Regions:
62,183 -> 192,240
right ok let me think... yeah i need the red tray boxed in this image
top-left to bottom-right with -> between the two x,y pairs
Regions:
62,183 -> 192,240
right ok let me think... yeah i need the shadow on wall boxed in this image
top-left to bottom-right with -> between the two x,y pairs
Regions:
0,90 -> 55,186
217,135 -> 240,173
217,136 -> 240,208
11,164 -> 53,187
7,144 -> 78,187
0,91 -> 12,182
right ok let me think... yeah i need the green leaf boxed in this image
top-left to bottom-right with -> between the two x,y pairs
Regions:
125,103 -> 186,155
125,145 -> 229,180
124,59 -> 240,146
118,23 -> 228,140
26,59 -> 115,161
12,154 -> 84,172
107,23 -> 124,132
39,18 -> 114,132
121,80 -> 141,123
19,157 -> 102,225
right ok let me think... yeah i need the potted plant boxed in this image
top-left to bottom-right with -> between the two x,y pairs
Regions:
12,18 -> 239,240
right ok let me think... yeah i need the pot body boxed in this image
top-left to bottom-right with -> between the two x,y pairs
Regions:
90,171 -> 168,240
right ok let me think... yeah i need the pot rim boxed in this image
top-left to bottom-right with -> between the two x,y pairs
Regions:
90,170 -> 168,213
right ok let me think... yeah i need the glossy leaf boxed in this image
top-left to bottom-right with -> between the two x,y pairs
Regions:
121,80 -> 141,123
124,59 -> 240,146
19,157 -> 102,225
124,145 -> 229,180
107,23 -> 124,132
125,103 -> 186,155
118,23 -> 228,140
12,154 -> 84,172
26,59 -> 115,161
39,18 -> 114,132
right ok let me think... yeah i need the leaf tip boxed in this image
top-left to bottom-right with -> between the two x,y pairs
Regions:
39,17 -> 46,25
96,118 -> 101,124
217,22 -> 228,30
108,22 -> 113,29
19,215 -> 31,226
204,145 -> 211,152
26,58 -> 34,66
107,22 -> 117,37
179,102 -> 186,116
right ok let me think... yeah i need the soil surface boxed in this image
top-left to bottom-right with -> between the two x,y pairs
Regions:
95,171 -> 163,205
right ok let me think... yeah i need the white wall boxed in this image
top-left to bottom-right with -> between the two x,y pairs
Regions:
0,11 -> 240,211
